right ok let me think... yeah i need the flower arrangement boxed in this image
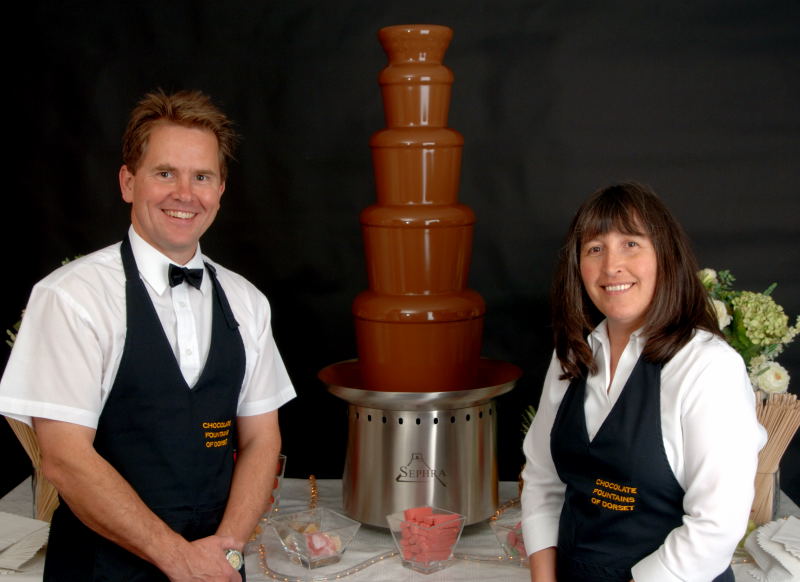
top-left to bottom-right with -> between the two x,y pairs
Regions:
699,268 -> 799,395
700,269 -> 800,526
5,319 -> 20,348
520,404 -> 536,439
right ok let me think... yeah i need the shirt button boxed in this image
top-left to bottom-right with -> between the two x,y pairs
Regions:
179,301 -> 187,308
185,349 -> 192,356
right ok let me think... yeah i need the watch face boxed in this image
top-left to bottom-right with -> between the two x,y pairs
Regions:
225,549 -> 244,570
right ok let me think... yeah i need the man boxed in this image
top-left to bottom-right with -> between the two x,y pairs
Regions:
0,90 -> 296,581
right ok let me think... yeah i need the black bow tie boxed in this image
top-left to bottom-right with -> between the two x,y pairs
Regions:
168,264 -> 204,290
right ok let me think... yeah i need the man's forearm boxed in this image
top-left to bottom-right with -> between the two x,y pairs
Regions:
35,418 -> 187,568
35,418 -> 241,581
216,412 -> 281,546
529,547 -> 557,582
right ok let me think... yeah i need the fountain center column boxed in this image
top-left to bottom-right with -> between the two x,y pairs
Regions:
353,24 -> 485,392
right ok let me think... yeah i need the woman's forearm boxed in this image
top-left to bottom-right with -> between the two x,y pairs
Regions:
529,546 -> 557,582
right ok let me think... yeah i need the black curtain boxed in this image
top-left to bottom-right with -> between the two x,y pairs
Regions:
3,1 -> 799,501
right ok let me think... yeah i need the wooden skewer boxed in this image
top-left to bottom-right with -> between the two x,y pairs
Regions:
6,417 -> 60,521
752,392 -> 800,524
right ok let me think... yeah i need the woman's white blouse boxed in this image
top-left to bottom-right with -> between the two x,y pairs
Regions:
521,321 -> 766,582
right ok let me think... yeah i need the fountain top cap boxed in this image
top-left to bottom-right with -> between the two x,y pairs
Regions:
378,25 -> 453,65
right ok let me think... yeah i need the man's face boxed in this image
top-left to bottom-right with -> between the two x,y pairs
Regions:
119,123 -> 225,265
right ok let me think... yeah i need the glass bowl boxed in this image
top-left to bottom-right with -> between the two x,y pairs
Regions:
489,519 -> 527,563
386,506 -> 465,574
269,507 -> 360,569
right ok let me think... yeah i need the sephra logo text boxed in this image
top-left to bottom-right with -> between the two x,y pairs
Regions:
396,453 -> 447,487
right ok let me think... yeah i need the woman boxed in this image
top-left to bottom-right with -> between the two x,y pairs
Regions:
520,183 -> 765,581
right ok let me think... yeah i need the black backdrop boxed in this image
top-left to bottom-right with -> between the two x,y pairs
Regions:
3,1 -> 799,502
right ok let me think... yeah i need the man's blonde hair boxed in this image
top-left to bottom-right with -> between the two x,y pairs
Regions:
122,89 -> 238,180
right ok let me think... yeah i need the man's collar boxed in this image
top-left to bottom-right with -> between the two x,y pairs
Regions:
127,226 -> 208,295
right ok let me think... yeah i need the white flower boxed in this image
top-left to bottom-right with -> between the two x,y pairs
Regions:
698,268 -> 718,288
749,354 -> 768,373
712,299 -> 731,330
751,361 -> 790,394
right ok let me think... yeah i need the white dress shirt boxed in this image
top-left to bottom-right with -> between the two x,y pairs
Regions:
521,321 -> 766,582
0,227 -> 296,428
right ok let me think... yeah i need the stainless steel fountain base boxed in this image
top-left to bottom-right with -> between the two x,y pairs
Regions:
319,359 -> 520,527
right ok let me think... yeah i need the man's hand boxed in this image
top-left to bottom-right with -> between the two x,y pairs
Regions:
163,535 -> 242,582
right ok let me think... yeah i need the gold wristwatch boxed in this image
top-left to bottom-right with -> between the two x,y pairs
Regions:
225,549 -> 244,570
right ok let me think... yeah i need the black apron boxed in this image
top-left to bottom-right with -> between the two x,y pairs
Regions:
551,356 -> 734,582
44,236 -> 246,581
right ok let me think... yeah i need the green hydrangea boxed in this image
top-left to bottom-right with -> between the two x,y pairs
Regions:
698,268 -> 799,394
731,291 -> 796,347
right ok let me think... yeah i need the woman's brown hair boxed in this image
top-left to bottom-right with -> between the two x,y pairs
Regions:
551,182 -> 721,380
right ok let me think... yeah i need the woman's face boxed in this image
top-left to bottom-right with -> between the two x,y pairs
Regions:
579,229 -> 658,338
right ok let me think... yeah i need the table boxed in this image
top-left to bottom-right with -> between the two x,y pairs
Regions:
2,477 -> 798,581
0,478 -> 529,581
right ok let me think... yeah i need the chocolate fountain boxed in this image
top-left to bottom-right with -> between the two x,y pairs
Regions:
319,24 -> 521,527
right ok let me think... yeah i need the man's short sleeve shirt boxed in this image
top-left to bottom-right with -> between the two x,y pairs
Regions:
0,230 -> 295,427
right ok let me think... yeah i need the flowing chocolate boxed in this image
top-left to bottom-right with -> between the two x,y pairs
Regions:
353,25 -> 485,391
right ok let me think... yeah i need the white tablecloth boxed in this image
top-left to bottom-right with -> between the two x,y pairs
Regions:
2,477 -> 798,581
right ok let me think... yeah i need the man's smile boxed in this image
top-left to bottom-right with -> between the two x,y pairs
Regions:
163,209 -> 197,220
